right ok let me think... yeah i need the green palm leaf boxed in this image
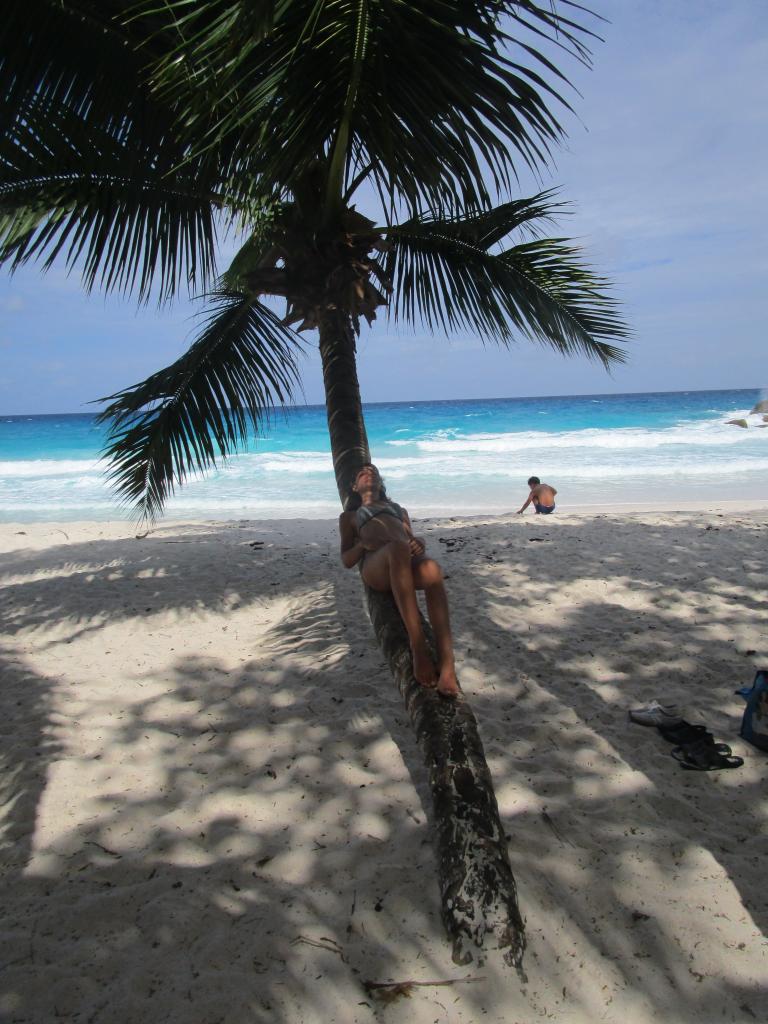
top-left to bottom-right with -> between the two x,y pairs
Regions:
0,93 -> 219,302
131,0 -> 602,217
386,201 -> 628,365
97,291 -> 304,521
2,2 -> 147,125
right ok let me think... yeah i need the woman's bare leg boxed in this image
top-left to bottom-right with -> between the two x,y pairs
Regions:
362,541 -> 437,687
414,559 -> 460,697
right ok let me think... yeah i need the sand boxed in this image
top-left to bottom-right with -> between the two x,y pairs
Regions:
1,506 -> 767,1023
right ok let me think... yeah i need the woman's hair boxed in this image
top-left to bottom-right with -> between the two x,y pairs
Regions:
345,463 -> 388,511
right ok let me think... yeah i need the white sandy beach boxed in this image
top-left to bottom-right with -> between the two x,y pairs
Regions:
1,506 -> 767,1023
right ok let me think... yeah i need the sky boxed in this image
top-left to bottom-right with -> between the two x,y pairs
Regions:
1,0 -> 766,415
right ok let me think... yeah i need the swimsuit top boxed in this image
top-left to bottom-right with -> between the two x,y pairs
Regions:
356,501 -> 405,530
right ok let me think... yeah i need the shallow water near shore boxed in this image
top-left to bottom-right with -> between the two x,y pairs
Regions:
1,387 -> 766,521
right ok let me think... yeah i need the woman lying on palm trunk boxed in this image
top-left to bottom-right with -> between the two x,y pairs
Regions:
339,464 -> 460,698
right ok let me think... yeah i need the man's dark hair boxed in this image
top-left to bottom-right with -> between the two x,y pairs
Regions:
528,476 -> 540,487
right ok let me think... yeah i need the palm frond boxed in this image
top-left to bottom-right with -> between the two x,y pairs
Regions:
1,2 -> 147,127
131,0 -> 604,217
386,204 -> 629,365
97,291 -> 304,521
0,3 -> 267,301
218,205 -> 287,292
0,92 -> 219,302
422,190 -> 567,247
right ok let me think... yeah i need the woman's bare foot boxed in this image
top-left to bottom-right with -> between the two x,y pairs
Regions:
436,665 -> 460,698
411,642 -> 437,687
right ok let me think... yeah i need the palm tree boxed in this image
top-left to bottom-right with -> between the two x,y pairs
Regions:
1,1 -> 628,968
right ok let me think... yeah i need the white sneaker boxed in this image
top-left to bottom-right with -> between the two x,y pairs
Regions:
628,701 -> 683,727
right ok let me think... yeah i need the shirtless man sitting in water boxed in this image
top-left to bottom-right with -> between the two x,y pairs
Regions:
339,464 -> 460,698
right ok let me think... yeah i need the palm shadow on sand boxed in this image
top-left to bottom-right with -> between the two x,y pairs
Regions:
1,512 -> 766,1022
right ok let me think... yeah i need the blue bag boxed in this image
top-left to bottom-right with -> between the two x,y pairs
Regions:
737,670 -> 768,752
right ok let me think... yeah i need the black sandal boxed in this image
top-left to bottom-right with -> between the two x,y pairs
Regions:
671,736 -> 743,771
657,720 -> 710,745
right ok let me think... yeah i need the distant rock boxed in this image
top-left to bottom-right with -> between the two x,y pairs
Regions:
750,399 -> 768,414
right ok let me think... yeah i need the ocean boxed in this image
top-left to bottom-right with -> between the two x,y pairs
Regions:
0,389 -> 765,522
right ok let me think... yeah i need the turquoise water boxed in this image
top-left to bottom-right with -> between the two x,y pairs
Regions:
0,389 -> 766,521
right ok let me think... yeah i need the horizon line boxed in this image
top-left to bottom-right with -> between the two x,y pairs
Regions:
1,384 -> 763,420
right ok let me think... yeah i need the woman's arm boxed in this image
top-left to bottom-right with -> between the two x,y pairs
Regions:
339,512 -> 367,569
401,509 -> 426,556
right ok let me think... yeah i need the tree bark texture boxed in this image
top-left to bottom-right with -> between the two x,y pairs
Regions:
365,587 -> 526,970
318,312 -> 371,504
319,309 -> 526,971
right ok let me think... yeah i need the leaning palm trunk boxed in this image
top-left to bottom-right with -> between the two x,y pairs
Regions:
366,588 -> 526,969
318,316 -> 526,969
318,312 -> 372,497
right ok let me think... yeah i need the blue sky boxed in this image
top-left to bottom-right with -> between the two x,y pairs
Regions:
1,0 -> 766,415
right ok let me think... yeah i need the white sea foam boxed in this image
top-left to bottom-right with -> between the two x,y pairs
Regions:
165,498 -> 341,514
504,458 -> 768,479
0,459 -> 102,477
384,417 -> 762,454
358,458 -> 768,480
249,455 -> 332,474
0,500 -> 117,511
223,451 -> 429,476
2,447 -> 765,490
